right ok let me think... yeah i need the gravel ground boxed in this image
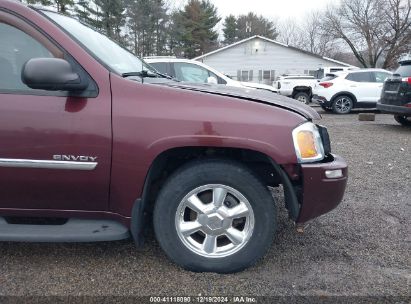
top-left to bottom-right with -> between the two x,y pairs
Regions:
0,110 -> 410,299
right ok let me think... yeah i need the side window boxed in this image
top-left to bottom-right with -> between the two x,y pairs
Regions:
217,76 -> 227,85
0,22 -> 54,92
346,72 -> 373,83
149,62 -> 169,76
374,72 -> 390,83
173,62 -> 210,83
207,70 -> 220,84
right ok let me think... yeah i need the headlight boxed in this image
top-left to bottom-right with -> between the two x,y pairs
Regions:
292,122 -> 325,163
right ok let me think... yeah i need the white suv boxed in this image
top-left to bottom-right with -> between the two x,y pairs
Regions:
312,69 -> 392,114
144,57 -> 278,93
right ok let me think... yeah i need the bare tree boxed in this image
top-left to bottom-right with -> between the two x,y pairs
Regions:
382,0 -> 411,68
324,0 -> 411,68
277,18 -> 302,46
301,11 -> 338,57
278,13 -> 339,58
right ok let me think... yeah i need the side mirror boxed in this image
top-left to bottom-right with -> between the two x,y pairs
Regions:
207,76 -> 218,84
22,58 -> 88,91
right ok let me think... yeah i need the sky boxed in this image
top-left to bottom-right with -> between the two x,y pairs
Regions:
172,0 -> 338,22
170,0 -> 339,39
209,0 -> 336,21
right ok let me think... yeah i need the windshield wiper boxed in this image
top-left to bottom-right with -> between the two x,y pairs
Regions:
122,70 -> 159,78
122,70 -> 174,80
155,71 -> 174,80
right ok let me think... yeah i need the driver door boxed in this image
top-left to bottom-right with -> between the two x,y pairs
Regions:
0,11 -> 111,212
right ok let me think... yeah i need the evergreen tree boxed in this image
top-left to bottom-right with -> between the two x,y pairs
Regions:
23,0 -> 73,14
223,15 -> 237,45
168,10 -> 185,56
75,0 -> 100,27
126,0 -> 169,56
94,0 -> 126,41
235,12 -> 278,40
171,0 -> 220,58
55,0 -> 74,14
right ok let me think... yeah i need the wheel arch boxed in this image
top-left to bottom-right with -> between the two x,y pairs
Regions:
292,86 -> 312,98
130,146 -> 300,247
331,91 -> 357,105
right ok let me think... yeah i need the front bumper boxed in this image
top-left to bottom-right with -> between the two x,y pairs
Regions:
377,103 -> 411,116
296,154 -> 348,223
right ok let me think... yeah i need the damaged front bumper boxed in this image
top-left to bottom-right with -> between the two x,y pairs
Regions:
295,154 -> 348,223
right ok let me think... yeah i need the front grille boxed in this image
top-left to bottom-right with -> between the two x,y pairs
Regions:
317,125 -> 331,155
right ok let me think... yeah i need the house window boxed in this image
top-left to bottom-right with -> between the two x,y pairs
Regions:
258,70 -> 275,84
237,70 -> 253,82
304,70 -> 317,76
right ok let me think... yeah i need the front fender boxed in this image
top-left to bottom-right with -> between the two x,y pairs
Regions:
109,74 -> 306,216
146,134 -> 288,165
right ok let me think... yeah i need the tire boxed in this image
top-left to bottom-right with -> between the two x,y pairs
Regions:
294,92 -> 310,104
153,159 -> 277,273
332,95 -> 353,114
394,115 -> 411,126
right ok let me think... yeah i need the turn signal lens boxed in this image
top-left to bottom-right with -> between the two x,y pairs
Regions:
296,131 -> 318,158
292,122 -> 325,163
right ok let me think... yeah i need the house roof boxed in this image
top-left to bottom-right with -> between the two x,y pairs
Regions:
194,35 -> 355,67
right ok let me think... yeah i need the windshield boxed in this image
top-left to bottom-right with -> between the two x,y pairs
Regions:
42,11 -> 154,75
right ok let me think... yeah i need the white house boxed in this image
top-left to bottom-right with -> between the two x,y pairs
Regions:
194,35 -> 354,84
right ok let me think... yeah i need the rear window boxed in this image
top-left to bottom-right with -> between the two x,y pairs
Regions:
346,72 -> 373,82
395,63 -> 411,77
374,71 -> 391,83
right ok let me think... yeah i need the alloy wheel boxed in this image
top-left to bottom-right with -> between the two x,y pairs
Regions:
334,97 -> 352,114
175,184 -> 255,258
297,95 -> 309,104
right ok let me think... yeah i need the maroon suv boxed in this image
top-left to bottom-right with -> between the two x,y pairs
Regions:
0,1 -> 348,273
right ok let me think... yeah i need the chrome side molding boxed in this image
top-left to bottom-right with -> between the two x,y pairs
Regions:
0,158 -> 97,170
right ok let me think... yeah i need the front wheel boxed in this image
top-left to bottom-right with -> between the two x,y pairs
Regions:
394,115 -> 411,126
153,160 -> 277,273
332,95 -> 353,114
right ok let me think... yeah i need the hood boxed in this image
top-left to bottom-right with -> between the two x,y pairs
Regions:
151,81 -> 320,120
